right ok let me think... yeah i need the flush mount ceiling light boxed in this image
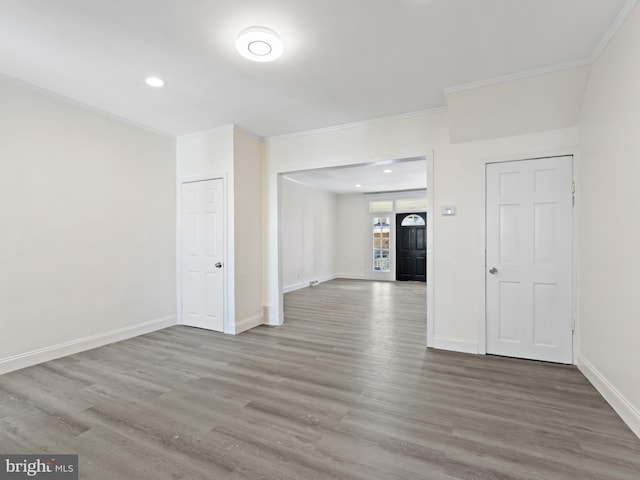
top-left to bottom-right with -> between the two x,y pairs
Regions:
236,26 -> 283,62
383,169 -> 392,173
145,76 -> 165,87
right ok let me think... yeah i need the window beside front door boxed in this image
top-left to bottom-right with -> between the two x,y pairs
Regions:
372,216 -> 390,272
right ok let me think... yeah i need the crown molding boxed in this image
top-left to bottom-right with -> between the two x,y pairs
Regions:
177,124 -> 264,142
0,72 -> 174,138
444,59 -> 591,96
445,0 -> 638,96
266,107 -> 448,142
176,124 -> 235,141
590,0 -> 639,62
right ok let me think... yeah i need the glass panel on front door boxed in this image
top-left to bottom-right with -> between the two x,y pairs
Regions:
372,216 -> 390,272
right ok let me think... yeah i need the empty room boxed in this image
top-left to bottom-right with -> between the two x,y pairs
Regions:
1,1 -> 639,479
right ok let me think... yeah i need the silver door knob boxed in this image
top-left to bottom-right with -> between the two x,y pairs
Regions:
215,262 -> 223,268
489,267 -> 498,275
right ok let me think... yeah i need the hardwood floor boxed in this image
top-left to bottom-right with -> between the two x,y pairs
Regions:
1,279 -> 639,479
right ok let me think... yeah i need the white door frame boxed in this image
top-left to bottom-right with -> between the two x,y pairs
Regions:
274,152 -> 434,348
177,173 -> 231,333
479,149 -> 579,364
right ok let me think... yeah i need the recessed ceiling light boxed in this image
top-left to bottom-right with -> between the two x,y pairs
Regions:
383,169 -> 392,173
236,26 -> 283,62
355,184 -> 362,188
145,76 -> 165,87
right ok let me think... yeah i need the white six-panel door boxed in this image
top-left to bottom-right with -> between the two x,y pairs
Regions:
181,179 -> 224,332
486,156 -> 573,364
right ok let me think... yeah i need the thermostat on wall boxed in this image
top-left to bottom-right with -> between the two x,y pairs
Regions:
442,206 -> 456,216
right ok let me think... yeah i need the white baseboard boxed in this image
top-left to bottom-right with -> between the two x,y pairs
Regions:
428,335 -> 479,355
317,274 -> 336,283
334,274 -> 367,280
230,313 -> 265,335
0,315 -> 177,376
283,275 -> 337,293
578,354 -> 640,439
283,281 -> 309,293
263,304 -> 281,326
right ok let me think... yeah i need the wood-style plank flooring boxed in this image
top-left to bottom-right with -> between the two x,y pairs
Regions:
1,279 -> 639,479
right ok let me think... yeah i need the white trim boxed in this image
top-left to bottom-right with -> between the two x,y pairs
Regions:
283,281 -> 310,294
426,152 -> 435,351
263,304 -> 279,326
223,173 -> 234,335
274,174 -> 285,326
0,315 -> 176,376
315,274 -> 336,284
590,0 -> 639,61
369,212 -> 395,282
429,336 -> 479,355
444,59 -> 591,95
283,275 -> 337,293
571,149 -> 582,365
177,124 -> 234,141
478,163 -> 487,355
366,188 -> 427,200
578,355 -> 640,439
479,147 -> 578,169
0,73 -> 174,138
230,313 -> 265,335
334,274 -> 367,281
266,108 -> 448,142
180,173 -> 225,184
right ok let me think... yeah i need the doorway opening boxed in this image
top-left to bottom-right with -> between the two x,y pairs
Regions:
275,154 -> 434,345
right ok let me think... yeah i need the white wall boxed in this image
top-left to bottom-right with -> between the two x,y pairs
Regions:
0,77 -> 176,372
448,66 -> 590,143
281,177 -> 336,292
334,193 -> 369,279
176,127 -> 234,179
233,130 -> 264,332
577,4 -> 640,437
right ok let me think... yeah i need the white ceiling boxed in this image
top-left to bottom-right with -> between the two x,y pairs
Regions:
0,0 -> 632,137
284,158 -> 426,194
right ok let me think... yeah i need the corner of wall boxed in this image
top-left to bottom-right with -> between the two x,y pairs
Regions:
578,354 -> 640,439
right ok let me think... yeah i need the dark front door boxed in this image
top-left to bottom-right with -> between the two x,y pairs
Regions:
396,212 -> 427,282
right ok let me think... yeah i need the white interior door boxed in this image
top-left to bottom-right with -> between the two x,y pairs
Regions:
486,156 -> 573,364
181,179 -> 224,332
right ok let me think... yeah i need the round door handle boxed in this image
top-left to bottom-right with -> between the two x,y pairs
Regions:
489,267 -> 498,275
215,262 -> 223,268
